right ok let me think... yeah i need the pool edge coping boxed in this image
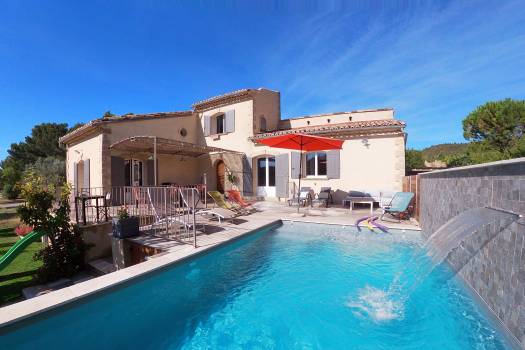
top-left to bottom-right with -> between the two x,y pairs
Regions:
0,219 -> 283,329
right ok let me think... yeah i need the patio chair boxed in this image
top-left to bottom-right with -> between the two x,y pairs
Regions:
226,190 -> 257,212
380,192 -> 415,222
312,187 -> 332,208
287,187 -> 312,207
207,191 -> 248,215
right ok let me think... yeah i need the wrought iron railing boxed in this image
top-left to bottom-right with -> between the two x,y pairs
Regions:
73,184 -> 207,247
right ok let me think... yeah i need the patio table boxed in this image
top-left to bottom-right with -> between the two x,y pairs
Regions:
345,197 -> 375,216
75,194 -> 108,225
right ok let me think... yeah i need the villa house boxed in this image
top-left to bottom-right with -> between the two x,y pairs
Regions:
59,88 -> 406,204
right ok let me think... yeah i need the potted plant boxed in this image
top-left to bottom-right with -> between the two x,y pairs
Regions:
226,171 -> 239,190
112,207 -> 139,239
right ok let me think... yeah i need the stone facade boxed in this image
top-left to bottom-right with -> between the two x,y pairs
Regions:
419,158 -> 525,348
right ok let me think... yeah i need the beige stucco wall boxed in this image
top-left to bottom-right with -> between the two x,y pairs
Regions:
107,115 -> 201,145
201,100 -> 255,152
253,90 -> 280,133
250,133 -> 404,202
287,134 -> 405,202
66,132 -> 104,190
157,155 -> 204,185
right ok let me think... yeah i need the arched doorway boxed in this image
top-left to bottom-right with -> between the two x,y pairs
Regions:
216,160 -> 225,193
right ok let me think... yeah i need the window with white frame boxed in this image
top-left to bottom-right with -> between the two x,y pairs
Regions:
305,152 -> 327,177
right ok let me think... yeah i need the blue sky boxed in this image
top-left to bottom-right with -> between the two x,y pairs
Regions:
1,0 -> 524,160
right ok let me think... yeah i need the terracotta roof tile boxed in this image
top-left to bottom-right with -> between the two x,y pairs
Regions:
192,89 -> 254,111
59,111 -> 193,144
251,119 -> 405,140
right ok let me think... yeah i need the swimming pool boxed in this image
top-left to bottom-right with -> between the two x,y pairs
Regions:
0,222 -> 514,349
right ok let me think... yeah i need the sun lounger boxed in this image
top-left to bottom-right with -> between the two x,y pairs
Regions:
179,188 -> 237,223
226,190 -> 257,212
380,192 -> 415,222
207,191 -> 247,215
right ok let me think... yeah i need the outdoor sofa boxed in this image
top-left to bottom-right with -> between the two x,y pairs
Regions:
343,190 -> 396,208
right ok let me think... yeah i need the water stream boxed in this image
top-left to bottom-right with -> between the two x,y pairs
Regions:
349,207 -> 521,322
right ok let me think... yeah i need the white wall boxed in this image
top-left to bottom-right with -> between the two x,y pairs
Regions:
201,100 -> 255,152
248,133 -> 404,201
279,109 -> 394,129
66,133 -> 104,190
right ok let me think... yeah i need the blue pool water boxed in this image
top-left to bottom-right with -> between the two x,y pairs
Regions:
0,222 -> 513,349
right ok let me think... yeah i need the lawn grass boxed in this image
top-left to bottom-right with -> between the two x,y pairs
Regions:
0,224 -> 42,306
0,207 -> 20,230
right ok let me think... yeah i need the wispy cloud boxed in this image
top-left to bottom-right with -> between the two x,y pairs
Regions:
260,0 -> 525,147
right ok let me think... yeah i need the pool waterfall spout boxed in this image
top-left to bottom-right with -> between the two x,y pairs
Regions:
352,207 -> 521,322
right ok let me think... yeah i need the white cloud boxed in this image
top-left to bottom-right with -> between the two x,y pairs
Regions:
259,0 -> 525,148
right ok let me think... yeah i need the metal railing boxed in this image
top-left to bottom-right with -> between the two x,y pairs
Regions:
73,184 -> 207,247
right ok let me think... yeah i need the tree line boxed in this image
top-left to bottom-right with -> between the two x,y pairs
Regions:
406,98 -> 525,172
0,123 -> 83,199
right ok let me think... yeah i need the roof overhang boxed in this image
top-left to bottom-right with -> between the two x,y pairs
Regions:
109,136 -> 242,158
250,119 -> 406,142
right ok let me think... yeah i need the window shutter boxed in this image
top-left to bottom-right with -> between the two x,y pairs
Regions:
275,154 -> 289,198
291,152 -> 301,179
146,159 -> 156,186
73,162 -> 78,194
111,156 -> 125,187
242,155 -> 253,196
83,159 -> 90,191
225,110 -> 235,133
326,150 -> 340,179
203,115 -> 211,136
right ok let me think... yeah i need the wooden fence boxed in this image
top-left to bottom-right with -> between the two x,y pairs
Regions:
402,175 -> 420,222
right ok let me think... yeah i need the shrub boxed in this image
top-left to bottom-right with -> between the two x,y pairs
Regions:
15,224 -> 33,237
18,171 -> 88,282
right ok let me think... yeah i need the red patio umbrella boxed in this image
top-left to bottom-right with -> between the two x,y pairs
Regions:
255,133 -> 344,211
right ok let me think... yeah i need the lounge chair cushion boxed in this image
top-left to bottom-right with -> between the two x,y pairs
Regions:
348,190 -> 367,197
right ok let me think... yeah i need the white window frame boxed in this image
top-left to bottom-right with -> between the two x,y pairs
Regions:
305,152 -> 327,178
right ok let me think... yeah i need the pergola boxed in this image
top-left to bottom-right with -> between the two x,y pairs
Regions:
109,136 -> 241,185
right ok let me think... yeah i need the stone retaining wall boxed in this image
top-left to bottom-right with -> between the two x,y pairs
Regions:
419,158 -> 525,348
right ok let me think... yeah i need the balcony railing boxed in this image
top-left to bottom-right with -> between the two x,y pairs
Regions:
73,185 -> 207,246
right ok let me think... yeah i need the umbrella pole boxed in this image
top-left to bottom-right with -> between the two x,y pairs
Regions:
297,143 -> 302,213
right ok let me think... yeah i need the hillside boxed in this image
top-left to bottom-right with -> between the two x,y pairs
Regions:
421,143 -> 468,161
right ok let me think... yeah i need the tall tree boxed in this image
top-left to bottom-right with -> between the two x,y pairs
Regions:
1,123 -> 71,198
7,123 -> 69,163
463,98 -> 525,157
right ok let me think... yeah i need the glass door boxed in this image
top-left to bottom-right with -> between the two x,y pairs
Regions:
124,159 -> 143,186
256,157 -> 276,197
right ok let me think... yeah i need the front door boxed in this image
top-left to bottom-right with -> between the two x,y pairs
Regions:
216,160 -> 225,193
256,157 -> 276,197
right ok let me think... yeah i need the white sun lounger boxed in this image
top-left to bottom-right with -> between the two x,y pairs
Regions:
178,188 -> 236,223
